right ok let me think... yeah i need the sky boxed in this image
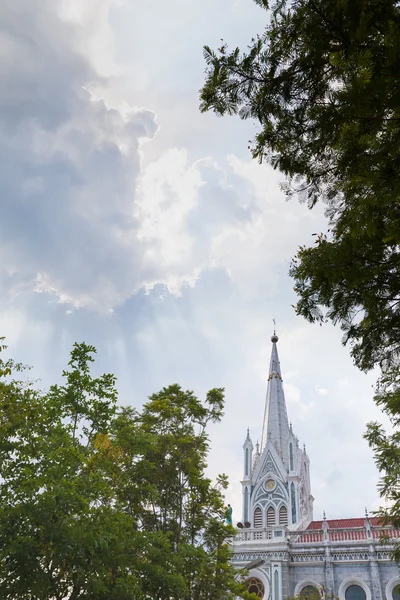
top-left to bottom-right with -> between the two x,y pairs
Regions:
0,0 -> 389,523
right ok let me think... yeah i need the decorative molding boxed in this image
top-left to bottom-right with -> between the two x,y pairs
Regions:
377,550 -> 392,561
330,551 -> 369,562
234,550 -> 289,562
290,552 -> 324,563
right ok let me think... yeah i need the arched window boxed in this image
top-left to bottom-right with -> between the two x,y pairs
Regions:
300,586 -> 320,600
246,577 -> 264,598
245,448 -> 249,476
345,586 -> 366,600
279,505 -> 288,525
291,482 -> 297,523
254,507 -> 262,528
393,585 -> 400,600
274,570 -> 279,600
244,488 -> 249,522
267,506 -> 275,527
289,442 -> 294,471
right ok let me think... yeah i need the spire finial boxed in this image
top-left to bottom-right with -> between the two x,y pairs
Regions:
271,319 -> 279,343
365,507 -> 369,519
323,510 -> 326,520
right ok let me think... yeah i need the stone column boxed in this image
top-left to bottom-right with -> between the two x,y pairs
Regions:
365,512 -> 382,600
281,553 -> 290,600
324,545 -> 335,598
323,516 -> 334,597
369,545 -> 383,600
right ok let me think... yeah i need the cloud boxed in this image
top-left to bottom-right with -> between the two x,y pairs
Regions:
0,0 -> 332,314
0,0 -> 386,524
0,0 -> 156,310
315,384 -> 328,396
0,0 -> 310,312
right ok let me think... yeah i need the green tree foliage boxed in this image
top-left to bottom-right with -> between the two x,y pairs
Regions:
0,340 -> 249,600
200,0 -> 400,541
200,0 -> 400,372
365,367 -> 400,560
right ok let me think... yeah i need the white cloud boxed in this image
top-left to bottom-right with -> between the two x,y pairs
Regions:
0,0 -> 324,313
0,0 -> 388,526
315,384 -> 328,396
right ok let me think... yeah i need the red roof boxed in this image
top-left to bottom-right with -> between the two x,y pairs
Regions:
307,517 -> 383,530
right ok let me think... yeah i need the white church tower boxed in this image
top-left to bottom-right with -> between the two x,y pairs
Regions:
240,331 -> 313,532
232,333 -> 400,600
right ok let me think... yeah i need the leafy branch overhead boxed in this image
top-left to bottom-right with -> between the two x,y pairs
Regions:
200,0 -> 400,549
200,0 -> 400,372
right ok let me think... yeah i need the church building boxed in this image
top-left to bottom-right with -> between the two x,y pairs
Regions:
232,333 -> 400,600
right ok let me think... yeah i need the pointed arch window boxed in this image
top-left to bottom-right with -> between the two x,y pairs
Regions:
289,442 -> 294,471
244,488 -> 249,522
274,570 -> 279,600
254,507 -> 262,528
291,482 -> 297,524
279,505 -> 288,525
267,506 -> 275,527
245,448 -> 249,476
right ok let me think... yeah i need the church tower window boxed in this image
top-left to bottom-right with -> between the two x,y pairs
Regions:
244,488 -> 249,522
279,505 -> 288,525
245,448 -> 249,476
254,506 -> 262,528
274,570 -> 279,600
289,442 -> 294,471
291,482 -> 297,523
267,506 -> 275,527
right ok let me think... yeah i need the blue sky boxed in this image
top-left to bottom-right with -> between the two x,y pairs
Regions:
0,0 -> 387,522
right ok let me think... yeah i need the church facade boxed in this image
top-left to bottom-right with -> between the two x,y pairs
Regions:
232,334 -> 400,600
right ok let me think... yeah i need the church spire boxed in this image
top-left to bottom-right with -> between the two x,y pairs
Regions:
260,332 -> 290,464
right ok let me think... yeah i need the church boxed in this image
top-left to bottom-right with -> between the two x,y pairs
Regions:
232,333 -> 400,600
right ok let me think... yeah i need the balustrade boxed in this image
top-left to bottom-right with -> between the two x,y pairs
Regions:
235,525 -> 400,545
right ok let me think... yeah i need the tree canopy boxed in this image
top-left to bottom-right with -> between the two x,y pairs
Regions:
200,0 -> 400,373
0,339 -> 250,600
200,0 -> 400,543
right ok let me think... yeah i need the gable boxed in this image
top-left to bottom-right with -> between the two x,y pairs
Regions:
252,442 -> 287,484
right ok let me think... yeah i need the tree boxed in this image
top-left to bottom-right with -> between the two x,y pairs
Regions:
365,367 -> 400,561
200,0 -> 400,542
0,340 -> 250,599
113,384 -> 246,600
0,340 -> 142,600
200,0 -> 400,372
